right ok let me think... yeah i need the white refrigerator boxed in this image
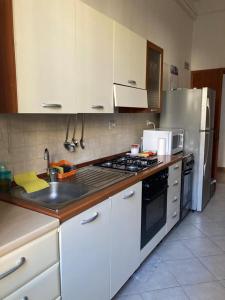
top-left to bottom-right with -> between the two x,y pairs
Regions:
160,88 -> 215,211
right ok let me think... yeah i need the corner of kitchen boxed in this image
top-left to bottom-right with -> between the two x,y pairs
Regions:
1,0 -> 225,299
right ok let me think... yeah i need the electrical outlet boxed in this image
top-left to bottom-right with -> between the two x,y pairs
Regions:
109,120 -> 116,129
146,120 -> 155,128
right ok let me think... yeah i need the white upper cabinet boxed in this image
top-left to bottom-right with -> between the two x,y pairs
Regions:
75,0 -> 114,113
113,22 -> 147,90
13,0 -> 77,113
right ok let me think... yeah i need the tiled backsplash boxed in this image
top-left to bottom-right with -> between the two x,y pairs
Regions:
0,113 -> 158,175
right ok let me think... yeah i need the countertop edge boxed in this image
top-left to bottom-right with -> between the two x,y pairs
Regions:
0,220 -> 59,257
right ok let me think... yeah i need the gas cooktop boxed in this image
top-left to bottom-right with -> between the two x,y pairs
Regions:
95,155 -> 161,173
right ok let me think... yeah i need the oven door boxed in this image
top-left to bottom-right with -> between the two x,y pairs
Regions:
141,186 -> 167,249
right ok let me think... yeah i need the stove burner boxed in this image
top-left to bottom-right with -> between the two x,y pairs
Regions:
102,162 -> 113,168
95,155 -> 160,173
127,165 -> 139,172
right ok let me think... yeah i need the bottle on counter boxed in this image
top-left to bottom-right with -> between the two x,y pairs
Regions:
0,163 -> 12,192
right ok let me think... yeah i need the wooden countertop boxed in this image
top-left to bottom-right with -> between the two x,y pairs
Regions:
0,201 -> 59,256
0,154 -> 183,223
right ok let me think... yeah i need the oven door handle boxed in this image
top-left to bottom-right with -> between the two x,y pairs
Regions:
143,185 -> 168,202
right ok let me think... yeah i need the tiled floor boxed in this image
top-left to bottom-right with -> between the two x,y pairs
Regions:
114,183 -> 225,300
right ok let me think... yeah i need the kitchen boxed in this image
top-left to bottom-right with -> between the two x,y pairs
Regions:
1,0 -> 225,299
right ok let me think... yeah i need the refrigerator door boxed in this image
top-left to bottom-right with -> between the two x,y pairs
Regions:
200,88 -> 215,131
197,130 -> 214,211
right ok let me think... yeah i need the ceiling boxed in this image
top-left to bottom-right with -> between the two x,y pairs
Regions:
176,0 -> 225,19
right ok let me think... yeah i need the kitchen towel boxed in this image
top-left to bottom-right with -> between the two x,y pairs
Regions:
14,172 -> 49,194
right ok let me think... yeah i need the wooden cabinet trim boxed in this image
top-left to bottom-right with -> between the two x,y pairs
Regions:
0,0 -> 18,113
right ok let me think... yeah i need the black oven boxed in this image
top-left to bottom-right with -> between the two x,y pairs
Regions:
141,168 -> 168,249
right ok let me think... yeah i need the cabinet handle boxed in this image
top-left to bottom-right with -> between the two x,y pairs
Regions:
81,212 -> 99,225
123,190 -> 135,199
21,297 -> 29,300
173,180 -> 179,186
172,196 -> 178,202
174,165 -> 179,170
172,212 -> 177,218
91,105 -> 104,109
128,80 -> 137,85
41,103 -> 62,109
0,257 -> 26,280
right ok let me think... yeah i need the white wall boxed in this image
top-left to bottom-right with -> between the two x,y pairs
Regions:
218,75 -> 225,167
81,0 -> 194,89
192,10 -> 225,70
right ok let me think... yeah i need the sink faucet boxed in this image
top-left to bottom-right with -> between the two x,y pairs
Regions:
44,148 -> 58,182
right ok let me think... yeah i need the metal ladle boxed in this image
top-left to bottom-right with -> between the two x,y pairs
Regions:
70,114 -> 79,149
64,116 -> 73,151
80,114 -> 85,149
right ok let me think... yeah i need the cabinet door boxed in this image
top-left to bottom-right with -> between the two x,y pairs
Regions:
4,263 -> 60,300
110,182 -> 142,298
113,22 -> 146,89
76,0 -> 114,113
13,0 -> 77,113
60,200 -> 110,300
146,41 -> 163,113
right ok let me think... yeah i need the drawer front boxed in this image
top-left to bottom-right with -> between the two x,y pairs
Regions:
0,230 -> 59,298
167,185 -> 181,207
167,206 -> 180,233
168,161 -> 182,186
4,263 -> 60,300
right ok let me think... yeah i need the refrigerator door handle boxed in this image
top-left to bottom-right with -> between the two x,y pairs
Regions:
204,132 -> 210,175
206,98 -> 211,130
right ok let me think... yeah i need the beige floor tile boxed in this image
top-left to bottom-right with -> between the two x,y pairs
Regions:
183,281 -> 225,300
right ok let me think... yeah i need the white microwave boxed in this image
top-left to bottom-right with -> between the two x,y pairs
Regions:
143,129 -> 184,155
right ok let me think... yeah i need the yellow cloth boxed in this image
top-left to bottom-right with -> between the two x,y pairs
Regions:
14,172 -> 49,194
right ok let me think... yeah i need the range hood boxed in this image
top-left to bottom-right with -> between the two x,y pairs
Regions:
113,84 -> 148,108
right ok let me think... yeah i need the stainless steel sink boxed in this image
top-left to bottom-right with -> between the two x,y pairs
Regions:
11,166 -> 134,211
11,182 -> 89,210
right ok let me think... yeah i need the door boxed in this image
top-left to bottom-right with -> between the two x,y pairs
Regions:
113,22 -> 147,89
60,200 -> 110,300
13,0 -> 77,113
75,0 -> 114,113
110,183 -> 142,298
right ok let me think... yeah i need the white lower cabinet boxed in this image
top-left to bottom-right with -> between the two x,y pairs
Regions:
110,182 -> 142,298
166,161 -> 182,233
0,229 -> 59,299
4,263 -> 60,300
59,200 -> 111,300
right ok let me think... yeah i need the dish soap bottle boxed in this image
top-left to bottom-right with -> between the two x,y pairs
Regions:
0,164 -> 12,192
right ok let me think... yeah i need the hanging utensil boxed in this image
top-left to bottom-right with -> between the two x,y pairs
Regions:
80,114 -> 85,149
71,114 -> 79,148
64,116 -> 73,151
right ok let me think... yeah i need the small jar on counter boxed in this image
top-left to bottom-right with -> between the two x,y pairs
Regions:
0,164 -> 12,192
131,144 -> 140,156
